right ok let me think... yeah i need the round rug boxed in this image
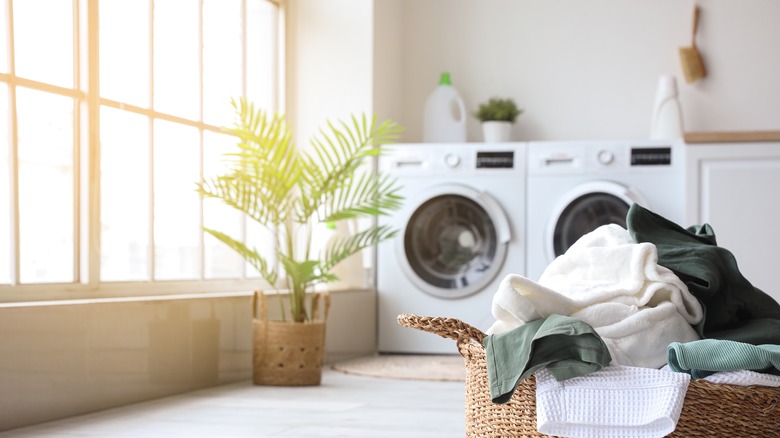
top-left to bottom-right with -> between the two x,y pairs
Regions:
331,354 -> 466,381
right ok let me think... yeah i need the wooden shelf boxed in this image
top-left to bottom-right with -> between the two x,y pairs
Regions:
683,130 -> 780,143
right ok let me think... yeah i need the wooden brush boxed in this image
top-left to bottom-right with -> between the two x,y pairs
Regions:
679,3 -> 706,83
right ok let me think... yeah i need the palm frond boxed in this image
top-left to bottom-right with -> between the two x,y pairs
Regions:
198,98 -> 302,227
203,228 -> 277,286
278,255 -> 336,322
320,225 -> 398,273
299,114 -> 403,221
320,172 -> 404,222
197,174 -> 274,227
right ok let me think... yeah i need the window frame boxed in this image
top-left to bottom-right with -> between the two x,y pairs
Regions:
0,0 -> 285,303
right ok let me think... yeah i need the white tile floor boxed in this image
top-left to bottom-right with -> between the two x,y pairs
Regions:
0,368 -> 466,438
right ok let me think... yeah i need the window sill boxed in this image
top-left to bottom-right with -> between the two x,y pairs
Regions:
0,281 -> 374,306
0,278 -> 262,304
0,290 -> 256,308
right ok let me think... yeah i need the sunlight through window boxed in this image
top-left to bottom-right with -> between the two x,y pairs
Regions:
100,107 -> 150,281
13,0 -> 73,88
16,88 -> 74,284
100,0 -> 150,108
1,0 -> 282,297
0,85 -> 9,284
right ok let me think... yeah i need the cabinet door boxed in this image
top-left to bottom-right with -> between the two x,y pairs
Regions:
687,143 -> 780,303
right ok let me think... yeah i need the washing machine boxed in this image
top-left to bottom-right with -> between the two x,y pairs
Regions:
526,139 -> 686,281
377,143 -> 526,354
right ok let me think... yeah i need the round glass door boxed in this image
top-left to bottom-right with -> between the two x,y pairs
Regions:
546,181 -> 646,260
402,192 -> 508,298
552,193 -> 629,256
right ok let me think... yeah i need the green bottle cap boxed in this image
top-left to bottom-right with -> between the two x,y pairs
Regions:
439,72 -> 452,86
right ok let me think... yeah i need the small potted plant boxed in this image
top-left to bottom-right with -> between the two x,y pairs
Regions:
196,98 -> 404,386
474,97 -> 523,143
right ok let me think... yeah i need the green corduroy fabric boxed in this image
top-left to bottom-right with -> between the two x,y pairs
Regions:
668,339 -> 780,379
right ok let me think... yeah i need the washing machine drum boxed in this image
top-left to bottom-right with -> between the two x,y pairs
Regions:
548,181 -> 646,259
401,190 -> 509,299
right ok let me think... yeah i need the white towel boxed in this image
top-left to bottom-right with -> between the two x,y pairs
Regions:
661,364 -> 780,387
535,365 -> 691,438
488,224 -> 703,368
703,370 -> 780,387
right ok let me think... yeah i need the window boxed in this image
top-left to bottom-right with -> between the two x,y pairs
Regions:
0,0 -> 283,300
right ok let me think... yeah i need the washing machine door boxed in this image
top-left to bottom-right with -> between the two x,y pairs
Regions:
545,180 -> 647,260
398,183 -> 511,299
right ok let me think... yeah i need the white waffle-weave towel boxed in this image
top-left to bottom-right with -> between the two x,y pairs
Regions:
535,365 -> 690,438
703,370 -> 780,387
660,364 -> 780,387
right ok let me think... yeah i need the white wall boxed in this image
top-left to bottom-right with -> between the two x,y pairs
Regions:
380,0 -> 780,142
372,1 -> 404,124
287,0 -> 374,145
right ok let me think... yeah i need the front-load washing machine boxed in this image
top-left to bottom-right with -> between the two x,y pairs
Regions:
526,139 -> 686,281
377,143 -> 526,354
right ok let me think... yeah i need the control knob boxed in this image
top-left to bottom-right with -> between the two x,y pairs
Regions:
444,153 -> 460,168
597,150 -> 614,165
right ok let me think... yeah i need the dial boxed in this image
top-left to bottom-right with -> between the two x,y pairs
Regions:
444,153 -> 461,168
597,149 -> 615,165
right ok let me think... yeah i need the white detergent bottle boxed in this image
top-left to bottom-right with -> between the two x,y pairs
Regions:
423,72 -> 467,143
650,74 -> 684,140
325,220 -> 365,291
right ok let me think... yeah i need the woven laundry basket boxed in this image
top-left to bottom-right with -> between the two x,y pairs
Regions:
397,314 -> 780,438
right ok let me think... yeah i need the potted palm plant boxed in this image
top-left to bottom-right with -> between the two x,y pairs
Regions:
474,97 -> 523,142
196,98 -> 404,386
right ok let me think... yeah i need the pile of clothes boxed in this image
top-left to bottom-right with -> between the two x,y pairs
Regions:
485,203 -> 780,437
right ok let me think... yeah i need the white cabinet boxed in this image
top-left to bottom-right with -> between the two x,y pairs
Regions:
685,142 -> 780,303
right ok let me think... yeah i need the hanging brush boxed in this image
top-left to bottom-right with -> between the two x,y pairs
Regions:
679,3 -> 706,83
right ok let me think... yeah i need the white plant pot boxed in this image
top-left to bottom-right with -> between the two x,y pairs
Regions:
482,121 -> 512,143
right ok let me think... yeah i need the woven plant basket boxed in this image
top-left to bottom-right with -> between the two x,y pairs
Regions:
252,290 -> 330,386
397,314 -> 780,438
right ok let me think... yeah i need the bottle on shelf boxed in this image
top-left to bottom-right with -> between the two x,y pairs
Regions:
650,74 -> 684,140
423,72 -> 467,143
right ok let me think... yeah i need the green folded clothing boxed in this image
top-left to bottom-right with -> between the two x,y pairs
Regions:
668,339 -> 780,379
484,314 -> 612,404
